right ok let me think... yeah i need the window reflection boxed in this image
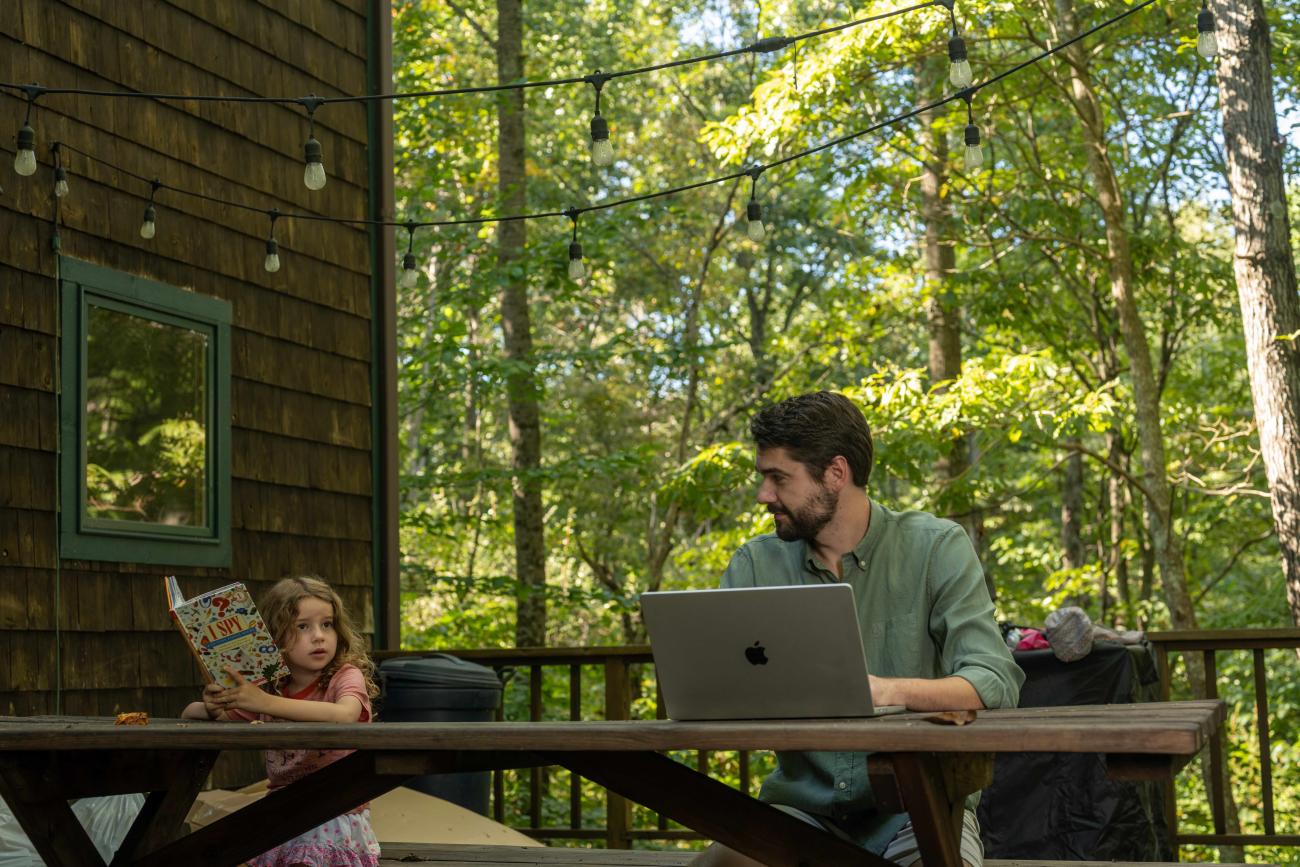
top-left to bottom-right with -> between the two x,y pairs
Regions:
84,304 -> 209,528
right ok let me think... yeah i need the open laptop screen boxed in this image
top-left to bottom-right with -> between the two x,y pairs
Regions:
640,584 -> 885,721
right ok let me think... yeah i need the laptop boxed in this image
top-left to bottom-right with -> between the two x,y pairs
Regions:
640,583 -> 904,720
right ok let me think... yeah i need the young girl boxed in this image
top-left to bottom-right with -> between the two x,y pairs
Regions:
182,575 -> 382,867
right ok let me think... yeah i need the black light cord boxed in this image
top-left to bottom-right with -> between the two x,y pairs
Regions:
42,0 -> 1156,234
0,2 -> 937,107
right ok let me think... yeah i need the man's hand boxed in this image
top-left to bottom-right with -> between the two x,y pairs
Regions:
869,674 -> 984,712
217,667 -> 270,715
868,674 -> 904,707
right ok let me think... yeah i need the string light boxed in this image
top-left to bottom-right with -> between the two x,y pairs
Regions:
400,222 -> 420,288
1196,1 -> 1218,58
9,0 -> 1157,278
140,179 -> 161,239
52,144 -> 69,198
5,3 -> 941,112
585,72 -> 614,168
942,1 -> 973,88
745,169 -> 766,243
264,210 -> 281,273
961,92 -> 983,170
564,209 -> 586,280
301,96 -> 327,190
13,86 -> 39,177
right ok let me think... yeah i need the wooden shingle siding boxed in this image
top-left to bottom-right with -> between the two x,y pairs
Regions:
0,0 -> 380,785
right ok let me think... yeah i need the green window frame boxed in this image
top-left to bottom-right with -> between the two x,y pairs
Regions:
59,257 -> 232,566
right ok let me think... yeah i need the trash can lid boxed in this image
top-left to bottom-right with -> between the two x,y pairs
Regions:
379,653 -> 502,689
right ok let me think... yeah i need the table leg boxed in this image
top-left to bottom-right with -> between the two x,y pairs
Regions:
888,754 -> 962,867
129,749 -> 409,867
112,750 -> 218,864
872,753 -> 992,867
0,757 -> 107,867
0,749 -> 222,867
551,750 -> 895,867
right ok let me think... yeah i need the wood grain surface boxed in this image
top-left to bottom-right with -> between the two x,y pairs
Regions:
0,700 -> 1223,755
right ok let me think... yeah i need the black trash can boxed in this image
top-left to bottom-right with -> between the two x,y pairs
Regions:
378,654 -> 503,815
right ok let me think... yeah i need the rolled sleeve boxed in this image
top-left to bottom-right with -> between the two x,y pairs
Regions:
926,527 -> 1024,709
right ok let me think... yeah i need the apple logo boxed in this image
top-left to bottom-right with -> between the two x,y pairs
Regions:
745,641 -> 769,666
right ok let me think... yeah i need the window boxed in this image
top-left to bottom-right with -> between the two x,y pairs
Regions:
60,258 -> 231,566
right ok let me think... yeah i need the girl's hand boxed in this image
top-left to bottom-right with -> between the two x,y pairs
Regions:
217,667 -> 270,715
201,682 -> 226,719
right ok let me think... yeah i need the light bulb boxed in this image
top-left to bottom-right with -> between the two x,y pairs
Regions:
53,165 -> 69,198
948,36 -> 973,88
303,137 -> 326,190
950,59 -> 973,88
400,251 -> 419,288
139,204 -> 156,239
1197,9 -> 1218,58
14,124 -> 36,177
568,241 -> 585,280
590,114 -> 613,167
964,122 -> 984,170
264,238 -> 281,273
746,200 -> 766,242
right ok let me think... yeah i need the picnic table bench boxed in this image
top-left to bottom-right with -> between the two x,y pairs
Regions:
377,843 -> 1255,866
0,700 -> 1228,867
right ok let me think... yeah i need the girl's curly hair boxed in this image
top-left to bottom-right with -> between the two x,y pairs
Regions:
260,575 -> 379,699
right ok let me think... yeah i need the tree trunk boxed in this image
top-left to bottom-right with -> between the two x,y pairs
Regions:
1049,0 -> 1242,854
1062,444 -> 1087,606
496,0 -> 546,646
918,62 -> 986,592
1105,430 -> 1131,623
1215,0 -> 1300,630
1050,0 -> 1197,630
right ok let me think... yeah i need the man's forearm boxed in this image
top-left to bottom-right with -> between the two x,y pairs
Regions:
870,674 -> 984,711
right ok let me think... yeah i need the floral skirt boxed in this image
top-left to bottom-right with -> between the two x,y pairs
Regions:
246,809 -> 381,867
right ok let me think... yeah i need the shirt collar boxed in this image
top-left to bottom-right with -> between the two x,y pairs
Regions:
802,499 -> 884,575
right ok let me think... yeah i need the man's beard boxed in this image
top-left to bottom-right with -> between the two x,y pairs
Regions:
770,484 -> 838,542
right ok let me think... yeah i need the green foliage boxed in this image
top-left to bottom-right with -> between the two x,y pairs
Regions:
392,0 -> 1299,855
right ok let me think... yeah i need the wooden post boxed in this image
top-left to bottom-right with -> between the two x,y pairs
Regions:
604,658 -> 632,848
493,690 -> 505,823
569,663 -> 582,830
1203,650 -> 1226,836
1157,644 -> 1178,854
530,663 -> 543,830
1253,649 -> 1275,835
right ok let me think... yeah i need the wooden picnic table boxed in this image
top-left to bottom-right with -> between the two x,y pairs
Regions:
0,700 -> 1224,867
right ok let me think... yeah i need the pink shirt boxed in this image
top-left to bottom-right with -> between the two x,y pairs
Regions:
228,664 -> 373,797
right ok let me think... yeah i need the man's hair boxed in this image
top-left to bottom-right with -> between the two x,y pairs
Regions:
749,391 -> 874,487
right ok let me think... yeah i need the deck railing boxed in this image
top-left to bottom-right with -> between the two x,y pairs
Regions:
375,645 -> 715,847
377,628 -> 1300,856
1146,628 -> 1300,854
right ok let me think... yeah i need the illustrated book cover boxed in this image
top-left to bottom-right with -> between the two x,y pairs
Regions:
165,576 -> 289,689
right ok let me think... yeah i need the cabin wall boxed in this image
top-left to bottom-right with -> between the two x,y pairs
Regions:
0,0 -> 378,785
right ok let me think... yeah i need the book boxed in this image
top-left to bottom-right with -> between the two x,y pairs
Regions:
165,576 -> 289,689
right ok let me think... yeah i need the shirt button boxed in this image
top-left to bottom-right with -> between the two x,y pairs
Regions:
838,781 -> 848,790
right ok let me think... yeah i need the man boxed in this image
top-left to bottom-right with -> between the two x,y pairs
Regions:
692,391 -> 1023,867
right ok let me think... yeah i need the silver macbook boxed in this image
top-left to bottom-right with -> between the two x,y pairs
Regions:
641,583 -> 904,720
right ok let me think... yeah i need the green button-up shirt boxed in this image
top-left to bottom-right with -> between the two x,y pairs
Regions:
720,499 -> 1024,850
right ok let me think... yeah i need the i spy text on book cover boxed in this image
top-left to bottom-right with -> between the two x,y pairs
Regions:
165,576 -> 289,689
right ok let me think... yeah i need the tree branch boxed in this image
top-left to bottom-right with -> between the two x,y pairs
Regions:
446,0 -> 497,52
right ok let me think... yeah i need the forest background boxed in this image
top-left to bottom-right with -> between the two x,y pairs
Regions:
389,0 -> 1299,861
